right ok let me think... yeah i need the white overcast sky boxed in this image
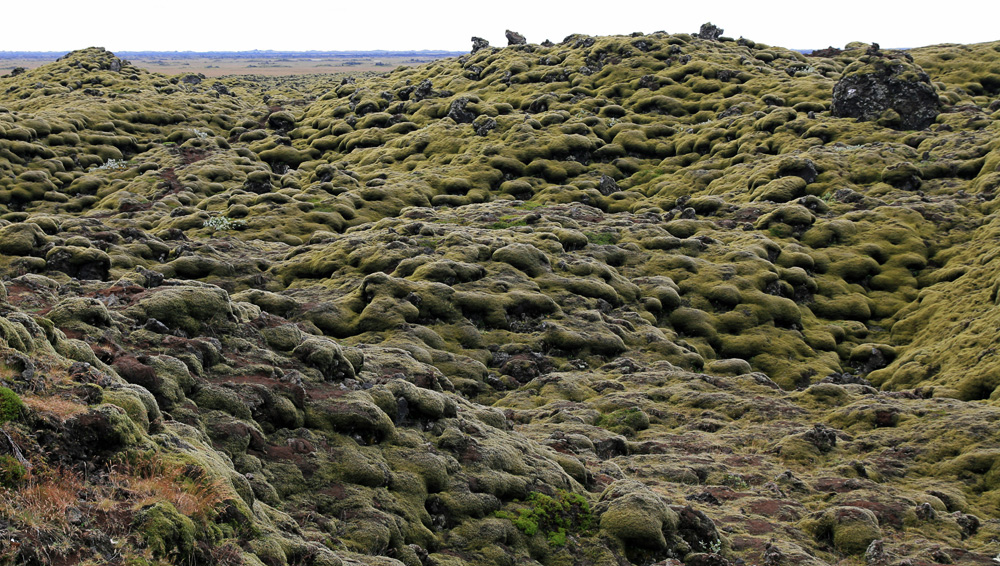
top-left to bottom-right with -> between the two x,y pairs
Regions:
3,0 -> 996,52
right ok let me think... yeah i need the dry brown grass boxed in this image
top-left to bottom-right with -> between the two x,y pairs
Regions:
21,395 -> 87,420
106,452 -> 229,520
0,467 -> 84,533
0,451 -> 228,541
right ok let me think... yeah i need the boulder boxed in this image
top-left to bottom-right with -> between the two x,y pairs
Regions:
697,23 -> 724,41
505,30 -> 527,46
446,97 -> 476,124
806,506 -> 882,555
471,36 -> 490,53
832,47 -> 940,130
596,480 -> 679,551
45,245 -> 111,280
130,284 -> 234,336
0,223 -> 47,256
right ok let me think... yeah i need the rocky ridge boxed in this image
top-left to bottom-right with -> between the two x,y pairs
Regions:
0,30 -> 998,566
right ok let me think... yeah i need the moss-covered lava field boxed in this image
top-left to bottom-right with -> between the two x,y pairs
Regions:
2,26 -> 1000,566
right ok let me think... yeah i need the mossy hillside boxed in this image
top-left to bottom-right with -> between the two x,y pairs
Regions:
0,279 -> 606,566
2,32 -> 1000,566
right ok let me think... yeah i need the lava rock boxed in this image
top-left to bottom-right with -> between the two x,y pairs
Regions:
471,36 -> 490,53
803,423 -> 838,453
598,175 -> 621,195
697,22 -> 724,41
446,97 -> 476,124
412,79 -> 434,101
505,30 -> 527,46
473,116 -> 496,136
832,50 -> 940,130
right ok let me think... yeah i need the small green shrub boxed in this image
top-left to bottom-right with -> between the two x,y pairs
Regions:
88,158 -> 131,172
487,216 -> 528,229
0,455 -> 26,488
0,387 -> 23,423
586,232 -> 618,245
495,490 -> 594,546
203,216 -> 247,231
722,473 -> 750,490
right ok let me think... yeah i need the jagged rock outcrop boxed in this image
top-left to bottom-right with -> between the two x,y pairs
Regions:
471,36 -> 490,53
831,44 -> 940,129
505,29 -> 527,45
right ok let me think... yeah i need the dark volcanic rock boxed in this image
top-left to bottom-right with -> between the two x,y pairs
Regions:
506,29 -> 527,46
809,46 -> 843,58
471,36 -> 490,53
412,79 -> 434,101
832,49 -> 940,130
598,175 -> 621,195
473,116 -> 497,136
446,97 -> 476,124
697,22 -> 724,41
803,423 -> 838,453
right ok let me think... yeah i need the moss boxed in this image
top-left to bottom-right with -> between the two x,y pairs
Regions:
804,506 -> 881,555
46,297 -> 114,335
597,480 -> 679,551
44,245 -> 111,279
491,243 -> 551,276
304,392 -> 397,444
261,323 -> 304,351
248,538 -> 289,566
131,285 -> 234,336
752,176 -> 807,203
0,454 -> 26,488
0,222 -> 47,256
386,379 -> 456,421
543,323 -> 627,357
147,355 -> 197,400
103,387 -> 155,432
0,386 -> 23,423
597,407 -> 650,436
810,293 -> 871,321
292,337 -> 355,381
133,500 -> 197,560
192,384 -> 253,421
495,490 -> 594,546
706,358 -> 753,375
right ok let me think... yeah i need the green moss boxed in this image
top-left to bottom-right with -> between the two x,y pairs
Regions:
804,506 -> 881,555
495,490 -> 594,546
0,386 -> 23,423
304,392 -> 397,444
585,231 -> 619,245
103,386 -> 160,432
598,480 -> 679,551
192,384 -> 253,421
0,454 -> 26,488
134,501 -> 197,560
131,285 -> 235,336
0,222 -> 47,256
492,243 -> 550,276
597,407 -> 650,436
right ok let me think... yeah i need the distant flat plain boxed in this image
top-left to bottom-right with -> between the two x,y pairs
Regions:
0,51 -> 464,77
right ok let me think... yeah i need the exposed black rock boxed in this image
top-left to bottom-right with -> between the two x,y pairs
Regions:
697,22 -> 724,41
832,50 -> 940,130
471,36 -> 490,53
506,29 -> 527,46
